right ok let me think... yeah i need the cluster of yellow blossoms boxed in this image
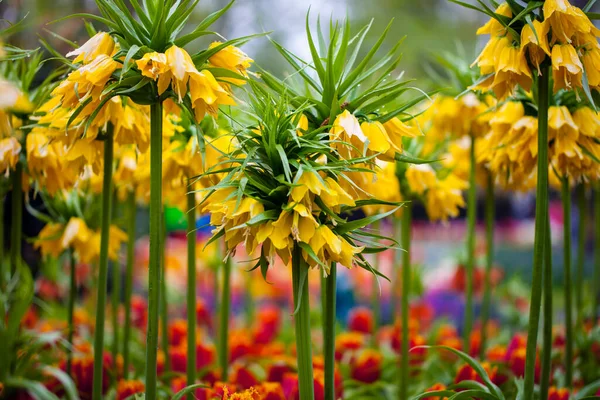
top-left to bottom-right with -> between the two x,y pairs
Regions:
473,0 -> 600,98
0,78 -> 32,176
34,216 -> 126,264
201,99 -> 423,272
478,101 -> 600,191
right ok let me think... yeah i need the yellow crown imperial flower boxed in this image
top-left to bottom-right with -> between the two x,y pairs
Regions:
0,137 -> 21,175
67,32 -> 116,64
0,78 -> 33,113
136,52 -> 169,81
53,54 -> 120,108
543,0 -> 600,44
551,44 -> 584,92
208,41 -> 253,77
521,20 -> 551,76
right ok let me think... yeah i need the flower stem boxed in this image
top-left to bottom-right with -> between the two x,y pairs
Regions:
540,211 -> 553,400
594,184 -> 600,320
399,202 -> 412,400
561,178 -> 573,389
523,64 -> 550,399
67,250 -> 76,376
0,188 -> 4,285
186,190 -> 197,399
575,183 -> 585,328
479,172 -> 494,359
92,124 -> 114,400
371,220 -> 381,346
218,254 -> 231,381
111,206 -> 120,374
160,213 -> 170,373
292,243 -> 315,400
122,191 -> 136,380
144,101 -> 163,400
10,161 -> 23,276
463,134 -> 476,353
323,263 -> 336,400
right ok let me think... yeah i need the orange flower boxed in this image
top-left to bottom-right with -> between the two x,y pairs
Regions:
116,380 -> 144,400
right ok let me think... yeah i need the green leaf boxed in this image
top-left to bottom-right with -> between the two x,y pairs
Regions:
43,366 -> 79,400
306,10 -> 326,85
576,379 -> 600,399
340,19 -> 393,95
291,252 -> 310,315
5,377 -> 60,400
172,383 -> 209,400
334,206 -> 401,235
584,0 -> 598,12
581,65 -> 598,111
411,390 -> 457,400
416,345 -> 505,400
120,45 -> 141,81
508,2 -> 543,27
449,390 -> 500,400
395,151 -> 440,165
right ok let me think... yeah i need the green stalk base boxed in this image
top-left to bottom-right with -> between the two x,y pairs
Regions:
91,126 -> 114,400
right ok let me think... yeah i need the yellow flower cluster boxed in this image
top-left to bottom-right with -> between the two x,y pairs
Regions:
477,101 -> 600,191
331,110 -> 420,162
405,164 -> 467,223
202,169 -> 363,271
135,44 -> 240,121
34,216 -> 127,263
0,78 -> 33,175
473,0 -> 600,98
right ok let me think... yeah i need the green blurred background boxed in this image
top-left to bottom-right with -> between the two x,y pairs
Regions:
2,0 -> 487,83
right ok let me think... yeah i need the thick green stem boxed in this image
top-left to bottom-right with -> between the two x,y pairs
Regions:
186,190 -> 197,398
160,213 -> 170,373
399,202 -> 412,400
576,183 -> 585,327
595,184 -> 600,320
479,173 -> 494,359
111,211 -> 120,373
463,135 -> 476,353
67,250 -> 76,376
371,220 -> 381,345
540,213 -> 553,400
10,162 -> 23,275
144,102 -> 163,400
323,263 -> 336,400
561,178 -> 573,389
523,64 -> 550,399
122,191 -> 136,380
218,254 -> 231,381
292,244 -> 315,400
0,188 -> 5,286
92,125 -> 114,400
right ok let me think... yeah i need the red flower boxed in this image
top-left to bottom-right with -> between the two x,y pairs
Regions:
335,332 -> 365,361
229,330 -> 254,362
131,295 -> 148,330
168,319 -> 188,347
347,306 -> 374,334
267,360 -> 295,383
196,298 -> 213,329
253,305 -> 281,344
231,365 -> 260,390
116,380 -> 144,400
66,352 -> 113,399
350,349 -> 383,383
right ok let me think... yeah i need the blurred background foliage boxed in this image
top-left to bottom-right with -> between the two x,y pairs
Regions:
1,0 -> 488,88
